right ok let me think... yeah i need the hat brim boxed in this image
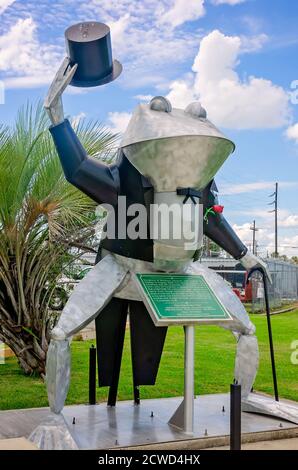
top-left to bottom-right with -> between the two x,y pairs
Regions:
70,59 -> 122,88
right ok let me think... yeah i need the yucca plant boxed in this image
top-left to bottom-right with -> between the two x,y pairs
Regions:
0,103 -> 117,376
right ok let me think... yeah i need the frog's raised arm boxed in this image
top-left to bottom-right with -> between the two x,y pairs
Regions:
45,58 -> 119,206
49,119 -> 119,205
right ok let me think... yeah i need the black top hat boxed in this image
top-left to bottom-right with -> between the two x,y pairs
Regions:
65,22 -> 122,87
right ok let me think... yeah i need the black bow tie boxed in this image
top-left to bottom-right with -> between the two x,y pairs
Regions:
176,187 -> 202,204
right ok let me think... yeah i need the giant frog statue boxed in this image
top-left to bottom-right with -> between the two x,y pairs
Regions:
30,21 -> 298,449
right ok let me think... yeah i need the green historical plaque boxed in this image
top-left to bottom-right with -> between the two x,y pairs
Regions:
135,273 -> 232,326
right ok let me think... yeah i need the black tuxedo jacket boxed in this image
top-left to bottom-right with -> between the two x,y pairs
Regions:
50,119 -> 247,262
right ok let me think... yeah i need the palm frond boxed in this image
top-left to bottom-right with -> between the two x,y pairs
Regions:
0,102 -> 117,374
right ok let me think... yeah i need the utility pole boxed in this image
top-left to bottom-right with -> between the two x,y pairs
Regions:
250,220 -> 259,255
207,237 -> 211,257
268,183 -> 278,258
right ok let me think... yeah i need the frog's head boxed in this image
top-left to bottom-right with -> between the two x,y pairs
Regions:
121,96 -> 235,192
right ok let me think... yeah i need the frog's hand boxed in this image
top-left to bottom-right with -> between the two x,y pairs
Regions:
44,58 -> 77,125
240,251 -> 272,284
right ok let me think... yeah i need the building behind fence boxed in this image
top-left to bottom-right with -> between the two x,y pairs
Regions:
254,259 -> 298,311
200,257 -> 298,312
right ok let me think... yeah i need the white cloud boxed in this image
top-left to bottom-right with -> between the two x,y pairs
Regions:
108,111 -> 131,135
212,0 -> 246,5
167,75 -> 197,109
158,0 -> 205,28
166,30 -> 290,129
232,222 -> 274,256
0,1 -> 200,90
240,33 -> 268,53
233,222 -> 267,245
0,17 -> 61,89
109,13 -> 130,49
0,1 -> 203,90
285,123 -> 298,144
220,181 -> 298,195
279,215 -> 298,228
278,235 -> 298,255
4,76 -> 50,89
71,112 -> 87,127
232,222 -> 298,257
134,94 -> 154,102
0,0 -> 15,15
81,1 -> 200,88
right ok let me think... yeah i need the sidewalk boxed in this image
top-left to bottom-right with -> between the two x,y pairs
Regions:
208,437 -> 298,450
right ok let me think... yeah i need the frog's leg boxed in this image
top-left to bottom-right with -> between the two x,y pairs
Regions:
47,254 -> 128,414
29,254 -> 128,449
185,262 -> 258,396
95,297 -> 129,406
130,300 -> 168,403
186,262 -> 298,424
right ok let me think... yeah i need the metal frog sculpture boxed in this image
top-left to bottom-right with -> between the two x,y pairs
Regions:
30,22 -> 298,449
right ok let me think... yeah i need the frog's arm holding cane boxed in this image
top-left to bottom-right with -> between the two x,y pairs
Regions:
202,179 -> 272,282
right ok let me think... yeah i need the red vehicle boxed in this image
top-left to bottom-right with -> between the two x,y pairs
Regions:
210,264 -> 252,302
232,273 -> 252,302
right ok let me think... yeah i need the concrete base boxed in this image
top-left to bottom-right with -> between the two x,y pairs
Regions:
0,393 -> 298,450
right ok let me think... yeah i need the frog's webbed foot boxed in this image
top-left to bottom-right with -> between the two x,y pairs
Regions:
29,413 -> 78,450
242,393 -> 298,425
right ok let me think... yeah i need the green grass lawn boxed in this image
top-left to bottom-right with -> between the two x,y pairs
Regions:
0,311 -> 297,410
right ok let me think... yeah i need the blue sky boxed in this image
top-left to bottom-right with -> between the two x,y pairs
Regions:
0,0 -> 298,257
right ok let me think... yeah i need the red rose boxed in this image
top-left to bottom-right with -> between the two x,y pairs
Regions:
212,205 -> 224,213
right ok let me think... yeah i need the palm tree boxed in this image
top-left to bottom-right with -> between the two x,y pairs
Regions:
0,103 -> 117,376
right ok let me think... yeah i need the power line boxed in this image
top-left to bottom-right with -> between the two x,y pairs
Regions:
249,220 -> 259,255
268,182 -> 278,257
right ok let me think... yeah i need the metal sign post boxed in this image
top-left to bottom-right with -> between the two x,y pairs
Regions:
167,325 -> 195,434
183,325 -> 195,433
134,272 -> 233,435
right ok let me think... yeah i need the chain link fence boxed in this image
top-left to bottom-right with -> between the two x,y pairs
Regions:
251,259 -> 298,312
201,257 -> 298,312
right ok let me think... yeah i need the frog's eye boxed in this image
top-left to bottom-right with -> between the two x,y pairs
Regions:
184,102 -> 207,119
149,96 -> 172,113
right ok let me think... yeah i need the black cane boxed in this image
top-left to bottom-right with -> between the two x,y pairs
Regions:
246,267 -> 279,401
